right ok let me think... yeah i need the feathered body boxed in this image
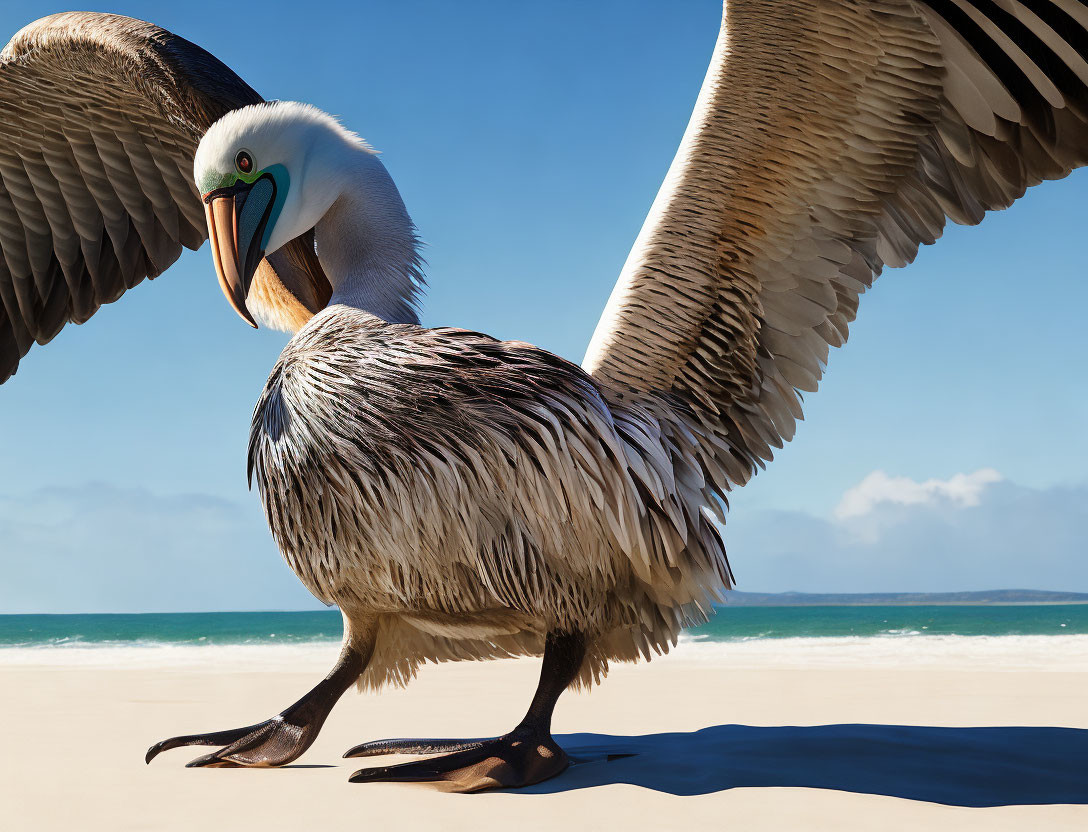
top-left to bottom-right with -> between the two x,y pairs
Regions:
248,305 -> 731,688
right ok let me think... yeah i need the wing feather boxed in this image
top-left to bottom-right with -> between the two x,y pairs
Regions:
584,0 -> 1088,497
0,12 -> 321,382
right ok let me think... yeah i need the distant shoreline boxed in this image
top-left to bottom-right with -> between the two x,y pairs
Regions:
723,601 -> 1088,607
722,589 -> 1088,607
3,590 -> 1088,617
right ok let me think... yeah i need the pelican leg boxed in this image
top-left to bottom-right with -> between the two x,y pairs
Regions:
347,629 -> 585,792
145,641 -> 369,768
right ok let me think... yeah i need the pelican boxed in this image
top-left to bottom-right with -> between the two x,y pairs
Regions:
2,3 -> 1087,791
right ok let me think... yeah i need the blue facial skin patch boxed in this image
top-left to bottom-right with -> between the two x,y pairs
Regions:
258,164 -> 290,250
238,176 -> 275,252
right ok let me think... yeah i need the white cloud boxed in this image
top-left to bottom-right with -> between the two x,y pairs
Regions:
834,468 -> 1004,519
725,472 -> 1087,594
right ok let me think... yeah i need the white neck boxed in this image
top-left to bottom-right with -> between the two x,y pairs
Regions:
315,153 -> 423,324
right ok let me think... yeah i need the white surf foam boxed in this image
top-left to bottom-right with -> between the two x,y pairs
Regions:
2,634 -> 1088,671
673,633 -> 1088,670
0,640 -> 341,670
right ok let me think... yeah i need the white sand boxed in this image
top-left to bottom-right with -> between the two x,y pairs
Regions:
3,641 -> 1087,831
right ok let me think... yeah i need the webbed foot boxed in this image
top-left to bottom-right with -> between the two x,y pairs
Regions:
145,642 -> 367,768
146,714 -> 315,768
347,727 -> 568,792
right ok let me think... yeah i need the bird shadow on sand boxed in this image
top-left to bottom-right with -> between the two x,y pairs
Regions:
514,724 -> 1088,806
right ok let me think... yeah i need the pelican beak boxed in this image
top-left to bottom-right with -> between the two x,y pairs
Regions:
203,174 -> 280,328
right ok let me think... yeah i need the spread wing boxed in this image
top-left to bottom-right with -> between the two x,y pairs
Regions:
0,12 -> 316,383
584,0 -> 1088,491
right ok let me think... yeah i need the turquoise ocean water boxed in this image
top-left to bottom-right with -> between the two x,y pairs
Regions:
1,605 -> 1086,650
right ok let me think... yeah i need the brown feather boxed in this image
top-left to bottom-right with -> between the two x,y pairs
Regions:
584,0 -> 1088,506
0,12 -> 325,382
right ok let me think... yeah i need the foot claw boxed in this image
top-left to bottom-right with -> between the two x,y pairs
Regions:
146,716 -> 311,768
343,737 -> 491,759
347,732 -> 569,792
145,724 -> 260,765
185,752 -> 240,769
347,765 -> 401,783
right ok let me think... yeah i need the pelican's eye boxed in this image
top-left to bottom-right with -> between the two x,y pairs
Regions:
236,150 -> 254,175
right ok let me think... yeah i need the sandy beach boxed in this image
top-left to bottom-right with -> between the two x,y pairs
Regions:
2,641 -> 1087,831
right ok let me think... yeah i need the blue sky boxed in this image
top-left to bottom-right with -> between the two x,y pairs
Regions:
0,1 -> 1085,612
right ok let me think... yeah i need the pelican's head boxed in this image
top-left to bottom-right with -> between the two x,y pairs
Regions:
194,101 -> 373,329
